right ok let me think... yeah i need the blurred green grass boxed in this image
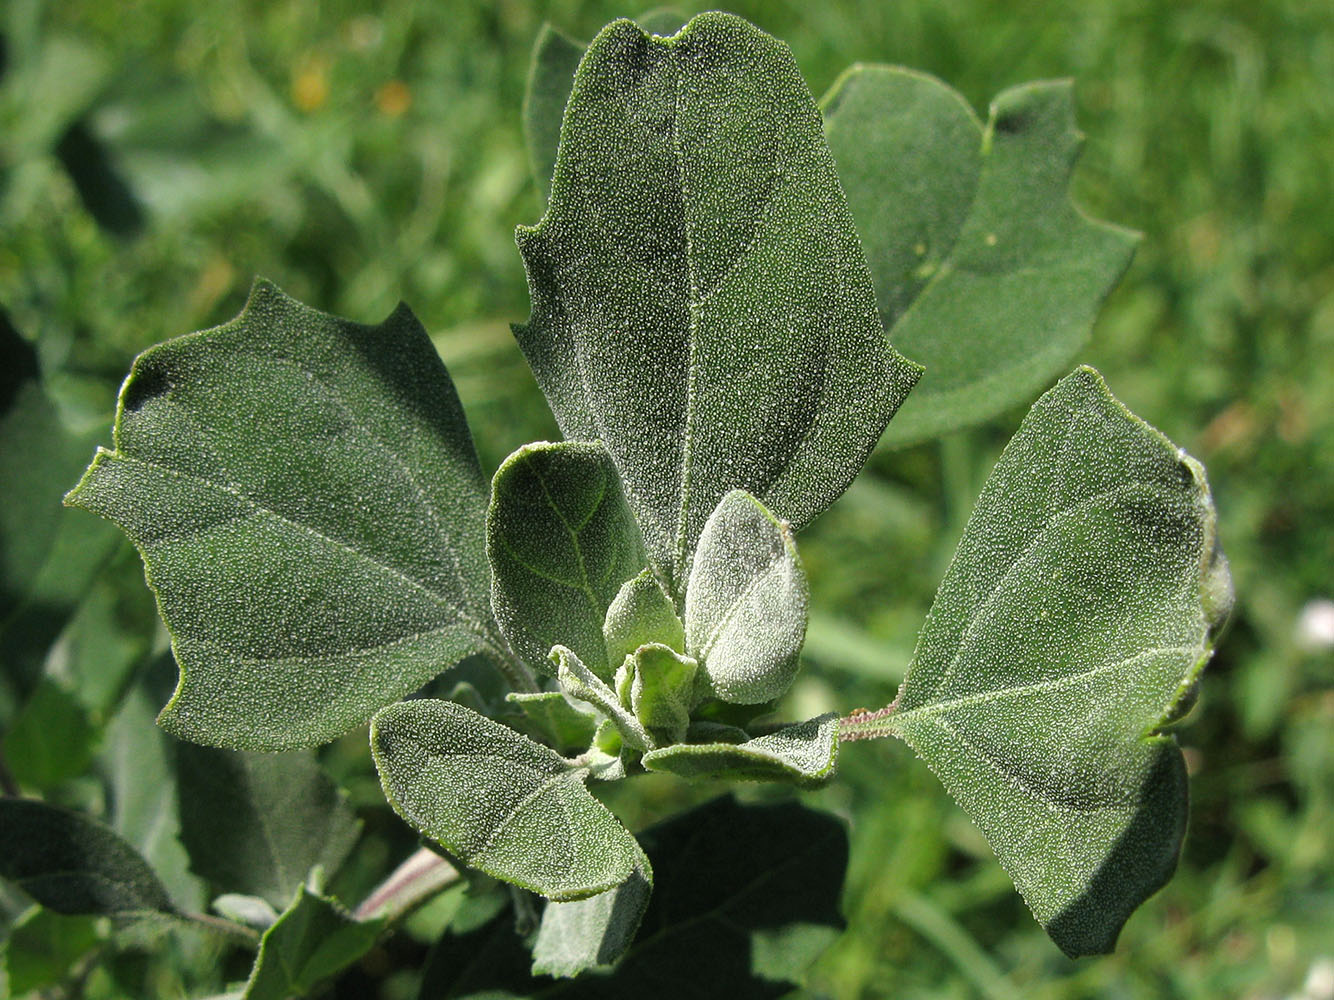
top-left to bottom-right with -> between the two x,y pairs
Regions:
1,0 -> 1331,997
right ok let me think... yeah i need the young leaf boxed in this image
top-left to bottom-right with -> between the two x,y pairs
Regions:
506,691 -> 599,755
685,490 -> 808,704
243,887 -> 384,1000
523,23 -> 585,205
0,799 -> 174,916
642,713 -> 838,787
531,843 -> 652,977
371,699 -> 640,900
174,744 -> 361,909
842,366 -> 1232,956
64,280 -> 502,750
823,68 -> 1137,446
515,13 -> 921,597
627,643 -> 697,746
488,441 -> 646,681
552,645 -> 651,751
602,568 -> 685,670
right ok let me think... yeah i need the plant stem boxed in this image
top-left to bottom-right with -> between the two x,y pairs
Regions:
354,847 -> 462,923
178,909 -> 262,945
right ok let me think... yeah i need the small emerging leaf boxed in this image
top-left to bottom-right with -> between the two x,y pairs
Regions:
627,643 -> 697,746
602,568 -> 684,669
823,68 -> 1138,445
244,887 -> 383,1000
371,699 -> 640,900
0,799 -> 174,916
506,691 -> 599,755
642,713 -> 838,787
488,441 -> 645,681
685,490 -> 808,704
844,367 -> 1232,956
552,645 -> 651,751
65,280 -> 500,749
515,13 -> 920,598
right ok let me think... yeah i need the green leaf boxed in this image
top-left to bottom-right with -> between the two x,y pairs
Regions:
243,887 -> 383,1000
2,909 -> 101,997
684,490 -> 808,704
626,643 -> 697,746
531,843 -> 652,977
552,645 -> 651,751
822,68 -> 1137,446
0,799 -> 174,916
842,366 -> 1232,956
642,713 -> 838,787
488,441 -> 646,681
2,679 -> 99,790
523,24 -> 585,205
602,568 -> 685,671
515,14 -> 920,598
64,279 -> 501,750
424,796 -> 846,998
505,691 -> 599,755
174,744 -> 361,909
371,699 -> 641,900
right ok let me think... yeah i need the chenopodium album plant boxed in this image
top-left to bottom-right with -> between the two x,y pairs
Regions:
53,10 -> 1230,981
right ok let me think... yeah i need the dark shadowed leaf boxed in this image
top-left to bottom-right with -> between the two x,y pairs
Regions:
65,280 -> 503,749
842,367 -> 1232,955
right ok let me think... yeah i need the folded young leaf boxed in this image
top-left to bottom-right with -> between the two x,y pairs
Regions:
506,691 -> 599,755
823,69 -> 1137,446
843,366 -> 1232,956
244,887 -> 384,1000
371,699 -> 641,900
602,568 -> 685,670
488,441 -> 646,681
685,490 -> 808,704
65,280 -> 501,749
0,799 -> 175,916
515,13 -> 920,598
174,744 -> 361,910
627,643 -> 697,746
642,713 -> 838,787
531,842 -> 652,977
552,645 -> 651,751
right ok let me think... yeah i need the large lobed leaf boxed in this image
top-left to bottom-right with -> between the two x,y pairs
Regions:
65,280 -> 501,750
823,68 -> 1138,445
842,367 -> 1232,956
515,13 -> 920,599
371,699 -> 640,901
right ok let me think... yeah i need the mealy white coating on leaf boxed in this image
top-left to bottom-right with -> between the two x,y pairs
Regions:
514,13 -> 921,599
64,279 -> 499,749
532,843 -> 653,977
628,643 -> 697,745
845,366 -> 1232,957
488,440 -> 646,681
370,699 -> 639,901
603,568 -> 686,669
552,644 -> 652,750
641,712 -> 838,787
685,489 -> 808,704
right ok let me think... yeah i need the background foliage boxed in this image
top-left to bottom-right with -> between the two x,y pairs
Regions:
1,0 -> 1330,997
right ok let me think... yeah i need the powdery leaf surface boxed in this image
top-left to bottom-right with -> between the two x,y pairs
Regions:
371,699 -> 640,900
685,490 -> 807,704
823,68 -> 1137,445
642,713 -> 838,787
488,441 -> 646,681
532,843 -> 652,977
843,367 -> 1232,956
65,280 -> 499,750
515,13 -> 920,598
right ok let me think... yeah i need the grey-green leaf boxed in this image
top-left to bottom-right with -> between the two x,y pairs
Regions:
64,279 -> 499,750
531,843 -> 652,977
843,366 -> 1231,956
823,68 -> 1137,446
488,441 -> 646,681
523,24 -> 585,205
552,645 -> 651,751
685,490 -> 808,704
505,691 -> 599,755
371,699 -> 640,900
244,887 -> 384,1000
515,14 -> 921,598
628,643 -> 697,746
174,744 -> 361,909
603,568 -> 685,671
642,713 -> 838,787
0,799 -> 174,916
